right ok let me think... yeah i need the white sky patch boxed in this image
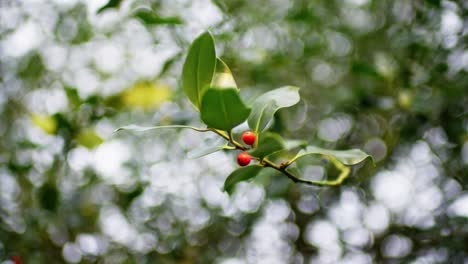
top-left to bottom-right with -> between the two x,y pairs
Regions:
77,234 -> 107,256
440,10 -> 462,35
246,200 -> 296,264
25,88 -> 68,114
53,0 -> 79,9
462,141 -> 468,164
93,42 -> 124,74
312,62 -> 335,86
342,227 -> 370,248
345,0 -> 369,7
364,203 -> 390,234
62,242 -> 82,263
74,68 -> 100,98
371,142 -> 443,229
329,190 -> 364,230
2,21 -> 44,58
306,220 -> 339,249
306,220 -> 342,263
130,48 -> 165,78
42,44 -> 68,72
93,140 -> 132,186
448,194 -> 468,218
318,114 -> 353,142
99,206 -> 138,246
382,234 -> 413,258
182,0 -> 223,38
68,147 -> 94,172
372,170 -> 412,212
85,0 -> 108,14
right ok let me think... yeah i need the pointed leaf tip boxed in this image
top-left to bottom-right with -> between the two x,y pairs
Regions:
248,86 -> 300,133
182,31 -> 216,109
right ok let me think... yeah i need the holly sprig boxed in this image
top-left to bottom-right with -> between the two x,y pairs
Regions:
117,31 -> 373,194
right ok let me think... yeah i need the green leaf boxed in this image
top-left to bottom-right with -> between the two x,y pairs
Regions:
200,88 -> 250,131
114,124 -> 208,133
211,58 -> 238,89
133,8 -> 183,25
223,165 -> 263,195
187,138 -> 228,159
293,146 -> 372,166
351,61 -> 382,79
97,0 -> 123,14
249,132 -> 285,159
39,183 -> 59,212
248,86 -> 300,133
284,139 -> 308,150
182,31 -> 217,109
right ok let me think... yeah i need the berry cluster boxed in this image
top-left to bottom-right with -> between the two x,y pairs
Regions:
236,131 -> 256,166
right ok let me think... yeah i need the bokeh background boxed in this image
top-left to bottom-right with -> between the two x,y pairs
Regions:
1,0 -> 467,263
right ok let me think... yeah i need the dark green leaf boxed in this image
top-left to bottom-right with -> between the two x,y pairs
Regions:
182,31 -> 217,109
39,183 -> 59,212
133,8 -> 183,25
351,61 -> 382,79
248,86 -> 300,133
97,0 -> 123,14
200,88 -> 250,131
223,165 -> 263,195
294,146 -> 373,166
249,132 -> 285,159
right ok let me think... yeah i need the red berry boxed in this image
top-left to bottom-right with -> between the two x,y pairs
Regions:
237,152 -> 251,166
242,131 -> 256,145
12,256 -> 22,264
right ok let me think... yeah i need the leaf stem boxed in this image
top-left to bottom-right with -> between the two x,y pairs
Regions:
262,156 -> 351,187
211,129 -> 246,151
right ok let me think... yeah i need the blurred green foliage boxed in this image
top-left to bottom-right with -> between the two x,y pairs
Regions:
0,0 -> 467,263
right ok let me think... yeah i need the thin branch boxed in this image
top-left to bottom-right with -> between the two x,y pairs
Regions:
211,128 -> 246,151
262,156 -> 351,187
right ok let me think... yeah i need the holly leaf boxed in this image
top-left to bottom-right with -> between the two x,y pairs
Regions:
249,132 -> 285,159
248,86 -> 300,133
200,88 -> 250,132
293,146 -> 373,166
223,165 -> 263,195
182,31 -> 216,109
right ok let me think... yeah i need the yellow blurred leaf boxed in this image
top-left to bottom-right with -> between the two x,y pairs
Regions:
30,114 -> 57,134
76,129 -> 104,149
398,91 -> 412,109
211,58 -> 238,89
120,81 -> 172,109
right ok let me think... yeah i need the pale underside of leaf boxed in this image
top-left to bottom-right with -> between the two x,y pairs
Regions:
248,86 -> 300,133
294,146 -> 372,166
114,124 -> 209,133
